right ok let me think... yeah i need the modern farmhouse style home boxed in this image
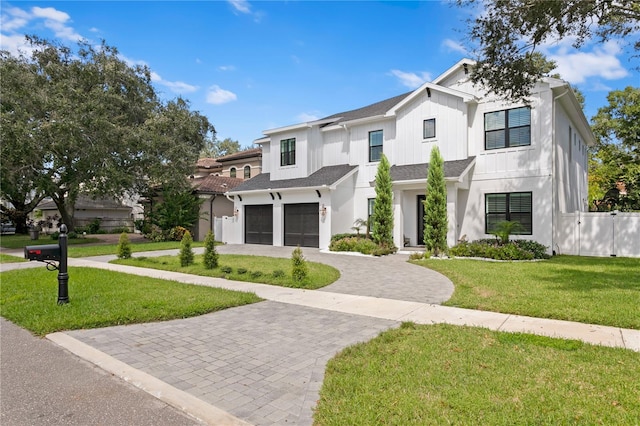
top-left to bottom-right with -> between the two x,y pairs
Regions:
225,59 -> 594,252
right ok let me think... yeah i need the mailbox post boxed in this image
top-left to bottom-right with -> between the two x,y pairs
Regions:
24,224 -> 70,305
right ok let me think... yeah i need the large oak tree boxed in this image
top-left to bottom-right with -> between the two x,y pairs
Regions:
0,37 -> 215,231
458,0 -> 639,101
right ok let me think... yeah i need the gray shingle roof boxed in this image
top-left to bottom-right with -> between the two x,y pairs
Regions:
320,91 -> 413,126
229,164 -> 357,193
389,157 -> 476,181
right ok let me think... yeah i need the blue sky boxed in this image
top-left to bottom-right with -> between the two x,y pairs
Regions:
1,1 -> 638,148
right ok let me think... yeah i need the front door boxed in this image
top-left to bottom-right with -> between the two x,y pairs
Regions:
417,195 -> 425,246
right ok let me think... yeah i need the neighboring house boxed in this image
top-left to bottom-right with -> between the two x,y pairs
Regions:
194,148 -> 263,181
35,196 -> 133,232
226,58 -> 593,252
192,175 -> 244,241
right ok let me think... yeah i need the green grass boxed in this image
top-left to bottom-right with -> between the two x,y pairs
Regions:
113,254 -> 340,290
315,323 -> 640,425
411,256 -> 640,329
0,234 -> 101,249
0,267 -> 261,336
66,240 -> 204,258
0,253 -> 26,263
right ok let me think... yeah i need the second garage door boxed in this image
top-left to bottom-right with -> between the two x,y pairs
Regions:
245,204 -> 273,245
284,203 -> 319,248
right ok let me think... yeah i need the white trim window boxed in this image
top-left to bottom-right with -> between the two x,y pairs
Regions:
369,130 -> 383,162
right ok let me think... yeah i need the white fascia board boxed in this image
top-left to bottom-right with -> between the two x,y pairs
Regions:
432,58 -> 476,85
262,117 -> 340,136
549,83 -> 596,146
385,82 -> 476,117
321,115 -> 389,132
457,157 -> 476,182
230,185 -> 330,196
254,137 -> 270,144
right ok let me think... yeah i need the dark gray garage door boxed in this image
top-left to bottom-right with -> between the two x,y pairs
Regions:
284,203 -> 319,248
245,204 -> 273,245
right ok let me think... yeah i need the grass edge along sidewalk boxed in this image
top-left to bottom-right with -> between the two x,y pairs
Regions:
411,255 -> 640,330
0,266 -> 262,336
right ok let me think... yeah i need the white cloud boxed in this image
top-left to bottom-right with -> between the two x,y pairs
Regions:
31,6 -> 82,41
218,65 -> 236,71
548,41 -> 629,84
150,71 -> 198,94
389,69 -> 432,89
31,6 -> 71,22
228,0 -> 251,14
297,112 -> 320,122
442,38 -> 467,55
207,85 -> 237,104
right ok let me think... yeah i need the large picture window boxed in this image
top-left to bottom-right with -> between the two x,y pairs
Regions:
280,138 -> 296,166
485,107 -> 531,150
485,192 -> 532,235
369,130 -> 383,162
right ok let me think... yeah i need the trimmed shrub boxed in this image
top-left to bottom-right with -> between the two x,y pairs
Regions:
237,268 -> 248,275
329,236 -> 379,254
116,232 -> 132,259
221,266 -> 233,274
250,271 -> 263,279
291,246 -> 308,282
203,230 -> 219,269
170,226 -> 188,241
330,233 -> 361,243
179,230 -> 194,267
449,239 -> 550,260
272,269 -> 285,278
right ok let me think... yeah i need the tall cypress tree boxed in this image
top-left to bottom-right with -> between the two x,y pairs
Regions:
424,146 -> 448,255
372,154 -> 395,247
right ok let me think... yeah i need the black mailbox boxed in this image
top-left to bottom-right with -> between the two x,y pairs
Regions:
24,244 -> 61,262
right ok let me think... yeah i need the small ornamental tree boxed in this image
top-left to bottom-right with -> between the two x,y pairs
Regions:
372,154 -> 394,247
291,246 -> 308,283
203,229 -> 219,269
179,230 -> 194,267
116,232 -> 132,259
424,146 -> 448,256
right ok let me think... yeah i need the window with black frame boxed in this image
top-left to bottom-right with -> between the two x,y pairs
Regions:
485,107 -> 531,150
423,118 -> 436,139
369,130 -> 383,162
280,138 -> 296,166
485,192 -> 532,234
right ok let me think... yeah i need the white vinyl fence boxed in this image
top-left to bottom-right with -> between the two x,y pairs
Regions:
557,211 -> 640,258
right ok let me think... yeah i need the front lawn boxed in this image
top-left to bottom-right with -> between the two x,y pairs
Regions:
66,240 -> 204,258
0,234 -> 100,249
0,267 -> 261,336
411,255 -> 640,329
0,253 -> 26,263
315,323 -> 640,425
113,253 -> 340,290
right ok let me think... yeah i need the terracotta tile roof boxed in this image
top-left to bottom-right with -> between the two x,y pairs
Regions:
196,157 -> 221,168
216,147 -> 262,162
194,175 -> 245,194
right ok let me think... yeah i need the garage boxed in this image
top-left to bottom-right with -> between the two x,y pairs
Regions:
284,203 -> 319,248
245,204 -> 273,245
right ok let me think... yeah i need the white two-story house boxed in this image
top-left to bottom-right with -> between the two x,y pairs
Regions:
225,59 -> 593,253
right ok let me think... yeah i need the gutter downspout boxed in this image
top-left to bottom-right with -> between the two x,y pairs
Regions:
552,87 -> 569,255
209,195 -> 216,233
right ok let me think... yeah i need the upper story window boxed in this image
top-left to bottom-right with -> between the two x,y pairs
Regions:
229,167 -> 236,178
244,165 -> 251,179
369,130 -> 383,162
280,138 -> 296,166
485,106 -> 531,150
423,118 -> 436,139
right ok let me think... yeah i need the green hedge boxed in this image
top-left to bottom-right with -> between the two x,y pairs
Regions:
450,239 -> 550,260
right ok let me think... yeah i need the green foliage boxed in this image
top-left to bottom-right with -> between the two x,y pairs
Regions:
151,187 -> 203,234
331,233 -> 360,242
490,220 -> 525,245
589,87 -> 640,211
408,251 -> 426,260
449,239 -> 549,260
203,230 -> 219,269
237,268 -> 248,274
424,146 -> 448,255
116,232 -> 132,259
272,270 -> 285,278
201,137 -> 242,158
457,1 -> 639,102
0,37 -> 214,232
220,266 -> 233,274
179,230 -> 194,267
291,246 -> 308,282
87,219 -> 101,234
329,236 -> 379,255
371,154 -> 395,247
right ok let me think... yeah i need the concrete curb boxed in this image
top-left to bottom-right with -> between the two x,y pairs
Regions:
47,332 -> 252,426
